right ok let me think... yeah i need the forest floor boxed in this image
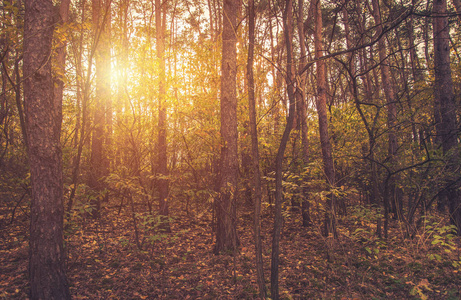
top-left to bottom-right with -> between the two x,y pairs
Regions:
1,200 -> 461,299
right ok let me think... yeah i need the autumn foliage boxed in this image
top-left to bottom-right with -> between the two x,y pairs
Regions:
1,0 -> 461,298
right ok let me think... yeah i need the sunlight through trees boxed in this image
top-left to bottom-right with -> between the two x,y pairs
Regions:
1,0 -> 461,298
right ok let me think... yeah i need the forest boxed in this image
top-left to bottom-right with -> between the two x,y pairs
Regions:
1,0 -> 461,298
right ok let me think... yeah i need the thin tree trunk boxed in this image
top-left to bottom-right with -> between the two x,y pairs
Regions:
271,1 -> 295,298
423,0 -> 431,71
296,0 -> 311,226
356,9 -> 380,209
67,0 -> 87,214
12,57 -> 28,149
314,0 -> 336,238
53,0 -> 71,216
247,0 -> 266,296
371,0 -> 401,225
0,5 -> 8,133
408,2 -> 422,83
2,51 -> 28,149
89,0 -> 111,216
54,0 -> 71,135
155,0 -> 171,232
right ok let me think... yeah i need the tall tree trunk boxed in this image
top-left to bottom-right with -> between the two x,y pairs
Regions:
89,0 -> 111,216
433,0 -> 460,231
271,1 -> 296,298
314,0 -> 336,238
371,0 -> 401,230
0,4 -> 8,133
114,0 -> 129,168
247,0 -> 266,296
356,6 -> 380,208
296,0 -> 311,227
24,0 -> 71,298
67,0 -> 88,214
156,0 -> 171,232
214,0 -> 239,254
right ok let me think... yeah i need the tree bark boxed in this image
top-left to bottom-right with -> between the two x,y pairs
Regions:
296,0 -> 311,227
89,0 -> 111,216
433,0 -> 460,230
156,0 -> 171,232
247,0 -> 266,296
24,0 -> 71,298
314,0 -> 336,238
68,0 -> 90,214
271,1 -> 296,298
371,0 -> 402,227
54,0 -> 71,135
214,0 -> 239,254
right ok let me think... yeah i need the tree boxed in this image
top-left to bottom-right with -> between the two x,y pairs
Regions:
24,0 -> 70,298
433,0 -> 460,230
247,0 -> 266,296
371,0 -> 402,235
89,0 -> 111,216
214,0 -> 239,254
155,0 -> 171,232
271,0 -> 296,298
296,0 -> 311,227
314,0 -> 336,238
54,0 -> 71,135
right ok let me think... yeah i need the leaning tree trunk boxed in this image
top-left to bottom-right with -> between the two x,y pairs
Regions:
24,0 -> 71,298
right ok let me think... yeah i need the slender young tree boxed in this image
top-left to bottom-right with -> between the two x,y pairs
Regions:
214,0 -> 239,254
271,0 -> 296,298
89,0 -> 111,216
156,0 -> 171,232
67,0 -> 90,214
247,0 -> 266,296
54,0 -> 71,134
314,0 -> 336,238
24,0 -> 71,298
371,0 -> 401,233
296,0 -> 311,227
